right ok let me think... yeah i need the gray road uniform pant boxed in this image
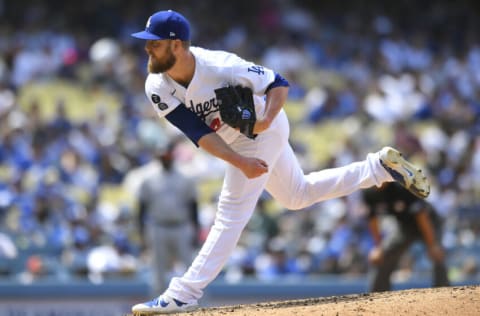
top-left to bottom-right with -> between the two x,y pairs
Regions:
139,167 -> 197,296
147,222 -> 194,295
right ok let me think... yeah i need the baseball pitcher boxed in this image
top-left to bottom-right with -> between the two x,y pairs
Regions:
130,10 -> 430,314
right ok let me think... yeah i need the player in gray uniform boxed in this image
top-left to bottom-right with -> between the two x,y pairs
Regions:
130,10 -> 431,314
137,142 -> 199,296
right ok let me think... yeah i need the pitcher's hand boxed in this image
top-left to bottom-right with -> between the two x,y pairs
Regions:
239,157 -> 268,178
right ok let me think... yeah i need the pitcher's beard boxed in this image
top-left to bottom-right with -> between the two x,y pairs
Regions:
148,54 -> 176,73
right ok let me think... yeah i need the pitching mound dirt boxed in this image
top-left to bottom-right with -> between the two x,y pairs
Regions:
183,285 -> 479,316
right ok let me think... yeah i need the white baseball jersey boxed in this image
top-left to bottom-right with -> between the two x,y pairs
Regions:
145,47 -> 275,144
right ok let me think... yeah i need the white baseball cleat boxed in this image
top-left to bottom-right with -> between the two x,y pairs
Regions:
379,146 -> 430,199
132,294 -> 198,315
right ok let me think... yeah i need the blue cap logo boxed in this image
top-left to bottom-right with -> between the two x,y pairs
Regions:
131,10 -> 190,41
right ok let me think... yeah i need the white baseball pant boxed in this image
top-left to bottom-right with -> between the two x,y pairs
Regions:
165,110 -> 393,302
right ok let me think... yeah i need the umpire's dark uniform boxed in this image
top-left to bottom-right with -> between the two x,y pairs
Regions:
362,182 -> 450,292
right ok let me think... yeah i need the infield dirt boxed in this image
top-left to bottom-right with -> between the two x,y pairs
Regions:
128,285 -> 479,316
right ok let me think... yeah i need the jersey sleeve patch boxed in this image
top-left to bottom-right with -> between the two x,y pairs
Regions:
144,74 -> 180,117
151,94 -> 169,111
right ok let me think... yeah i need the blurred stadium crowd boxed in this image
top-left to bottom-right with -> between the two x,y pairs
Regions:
0,0 -> 479,287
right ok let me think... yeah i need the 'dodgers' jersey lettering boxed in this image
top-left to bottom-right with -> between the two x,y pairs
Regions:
145,46 -> 275,144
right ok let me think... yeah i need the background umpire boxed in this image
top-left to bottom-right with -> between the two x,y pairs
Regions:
362,182 -> 450,292
137,141 -> 199,295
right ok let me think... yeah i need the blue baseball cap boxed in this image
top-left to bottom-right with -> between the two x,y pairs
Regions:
131,10 -> 190,41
